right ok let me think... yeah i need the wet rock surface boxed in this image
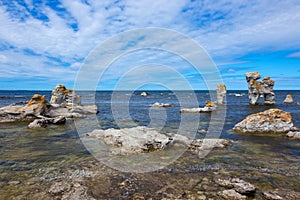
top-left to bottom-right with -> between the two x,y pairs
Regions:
246,72 -> 275,105
233,108 -> 296,134
218,189 -> 247,200
28,116 -> 66,128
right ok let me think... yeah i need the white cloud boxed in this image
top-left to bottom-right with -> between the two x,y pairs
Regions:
0,0 -> 299,89
287,51 -> 300,58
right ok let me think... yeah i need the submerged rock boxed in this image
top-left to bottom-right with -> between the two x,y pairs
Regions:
245,72 -> 275,105
218,189 -> 247,200
233,108 -> 296,134
283,94 -> 293,104
86,126 -> 231,155
216,84 -> 226,105
216,178 -> 256,195
181,101 -> 216,113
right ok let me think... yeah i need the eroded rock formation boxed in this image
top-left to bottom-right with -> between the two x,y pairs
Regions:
50,84 -> 81,105
246,72 -> 275,105
216,84 -> 226,105
233,108 -> 296,133
0,84 -> 98,128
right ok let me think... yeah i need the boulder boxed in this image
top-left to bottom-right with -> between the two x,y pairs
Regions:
28,116 -> 66,128
140,92 -> 148,97
286,131 -> 300,139
180,101 -> 216,113
233,109 -> 296,134
216,84 -> 226,105
86,126 -> 231,155
283,94 -> 293,103
245,72 -> 275,105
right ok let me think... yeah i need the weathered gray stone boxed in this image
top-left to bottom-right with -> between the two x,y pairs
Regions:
284,94 -> 293,103
28,116 -> 66,128
287,131 -> 300,139
245,72 -> 275,105
218,189 -> 247,200
50,84 -> 81,105
216,178 -> 256,195
216,84 -> 226,105
87,126 -> 231,155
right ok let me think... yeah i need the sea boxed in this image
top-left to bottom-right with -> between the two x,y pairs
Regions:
0,90 -> 300,198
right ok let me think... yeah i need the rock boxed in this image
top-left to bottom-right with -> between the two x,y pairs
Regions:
283,94 -> 293,103
216,178 -> 256,195
50,84 -> 81,105
233,108 -> 296,133
245,72 -> 275,105
140,92 -> 148,97
0,85 -> 98,128
261,77 -> 275,105
286,131 -> 300,139
263,191 -> 283,200
216,84 -> 226,105
218,189 -> 247,200
150,102 -> 172,107
180,101 -> 216,113
87,126 -> 173,154
0,94 -> 50,123
28,116 -> 66,128
87,126 -> 231,155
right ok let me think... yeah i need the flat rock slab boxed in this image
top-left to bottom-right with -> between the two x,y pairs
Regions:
87,126 -> 231,155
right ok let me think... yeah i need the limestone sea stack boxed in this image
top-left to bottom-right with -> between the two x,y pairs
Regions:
233,108 -> 296,134
0,84 -> 98,128
283,94 -> 293,103
50,84 -> 81,105
246,72 -> 275,105
216,84 -> 226,105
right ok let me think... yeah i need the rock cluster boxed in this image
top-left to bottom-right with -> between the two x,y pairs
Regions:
180,101 -> 216,113
87,126 -> 231,155
233,108 -> 296,134
246,72 -> 275,105
0,84 -> 98,128
216,84 -> 226,105
140,92 -> 148,97
286,131 -> 300,139
283,94 -> 293,103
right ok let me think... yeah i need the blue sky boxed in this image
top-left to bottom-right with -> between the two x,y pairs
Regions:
0,0 -> 300,90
